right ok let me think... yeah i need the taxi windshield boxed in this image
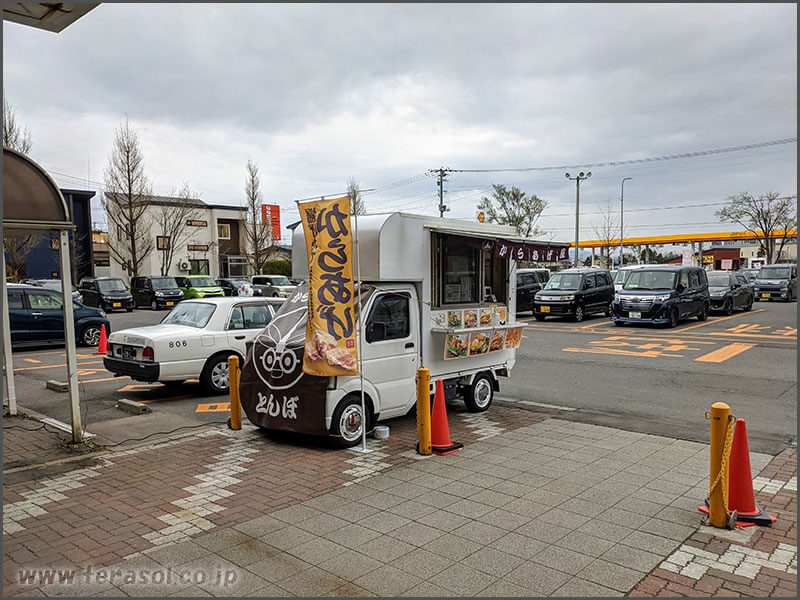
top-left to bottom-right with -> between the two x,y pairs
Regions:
161,303 -> 215,328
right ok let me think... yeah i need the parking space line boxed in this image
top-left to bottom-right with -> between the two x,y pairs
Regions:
678,309 -> 766,332
14,360 -> 104,372
695,343 -> 756,363
79,376 -> 129,384
601,335 -> 715,345
22,358 -> 41,364
563,347 -> 685,358
580,321 -> 614,329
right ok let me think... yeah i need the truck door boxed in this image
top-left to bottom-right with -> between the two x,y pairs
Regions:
362,291 -> 418,413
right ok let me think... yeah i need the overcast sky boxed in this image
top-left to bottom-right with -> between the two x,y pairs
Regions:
3,3 -> 797,251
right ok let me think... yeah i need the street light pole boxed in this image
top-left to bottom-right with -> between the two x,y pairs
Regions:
620,177 -> 632,267
565,171 -> 591,267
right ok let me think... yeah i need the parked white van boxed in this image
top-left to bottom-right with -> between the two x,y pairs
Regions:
239,212 -> 569,447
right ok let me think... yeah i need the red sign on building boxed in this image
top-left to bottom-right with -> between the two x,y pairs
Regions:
261,204 -> 281,241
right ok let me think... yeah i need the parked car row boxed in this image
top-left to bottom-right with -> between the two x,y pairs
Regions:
518,262 -> 795,328
72,274 -> 303,313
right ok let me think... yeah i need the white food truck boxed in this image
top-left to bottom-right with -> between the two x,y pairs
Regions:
239,212 -> 569,446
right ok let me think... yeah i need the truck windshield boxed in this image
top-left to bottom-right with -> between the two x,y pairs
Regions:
269,276 -> 291,286
544,274 -> 582,291
624,271 -> 676,291
759,267 -> 791,279
161,303 -> 215,328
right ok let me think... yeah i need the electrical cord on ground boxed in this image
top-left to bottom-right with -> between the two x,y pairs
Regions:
92,420 -> 230,449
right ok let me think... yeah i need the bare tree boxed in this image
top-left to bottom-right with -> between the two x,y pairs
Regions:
102,117 -> 153,278
3,232 -> 43,281
3,96 -> 33,154
590,197 -> 631,268
242,159 -> 271,275
153,183 -> 202,275
347,177 -> 366,215
716,192 -> 797,264
477,184 -> 548,237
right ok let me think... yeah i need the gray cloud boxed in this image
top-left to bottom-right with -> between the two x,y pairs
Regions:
2,3 -> 796,240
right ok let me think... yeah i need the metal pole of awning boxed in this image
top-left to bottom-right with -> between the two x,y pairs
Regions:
2,257 -> 17,415
59,229 -> 83,442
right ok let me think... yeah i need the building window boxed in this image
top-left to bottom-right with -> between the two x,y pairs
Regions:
189,259 -> 210,275
157,236 -> 170,250
218,223 -> 231,239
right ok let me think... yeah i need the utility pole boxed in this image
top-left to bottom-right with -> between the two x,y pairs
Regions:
565,171 -> 591,267
620,177 -> 632,268
434,167 -> 450,217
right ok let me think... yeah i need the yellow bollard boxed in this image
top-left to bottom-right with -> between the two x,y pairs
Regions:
416,367 -> 431,455
228,355 -> 242,430
707,402 -> 735,528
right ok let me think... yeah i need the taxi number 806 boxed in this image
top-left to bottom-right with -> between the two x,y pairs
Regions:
169,340 -> 188,348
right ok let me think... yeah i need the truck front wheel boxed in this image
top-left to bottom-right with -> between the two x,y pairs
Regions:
330,394 -> 373,448
464,373 -> 494,413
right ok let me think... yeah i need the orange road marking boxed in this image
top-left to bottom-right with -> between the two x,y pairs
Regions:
22,358 -> 41,364
708,331 -> 798,341
580,321 -> 615,329
14,360 -> 103,372
678,309 -> 765,331
695,343 -> 756,363
563,347 -> 684,358
196,402 -> 231,413
79,376 -> 128,384
601,335 -> 715,345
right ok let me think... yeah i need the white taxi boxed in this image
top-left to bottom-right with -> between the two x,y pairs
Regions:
103,297 -> 284,394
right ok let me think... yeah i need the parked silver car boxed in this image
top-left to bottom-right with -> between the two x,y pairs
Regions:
251,275 -> 296,298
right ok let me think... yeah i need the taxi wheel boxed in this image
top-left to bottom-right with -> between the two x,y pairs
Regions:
201,354 -> 233,394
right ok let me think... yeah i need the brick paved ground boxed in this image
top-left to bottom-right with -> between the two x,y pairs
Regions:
2,401 -> 546,597
2,413 -> 86,472
631,447 -> 797,597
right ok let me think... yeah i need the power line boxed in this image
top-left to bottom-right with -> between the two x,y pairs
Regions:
445,137 -> 797,174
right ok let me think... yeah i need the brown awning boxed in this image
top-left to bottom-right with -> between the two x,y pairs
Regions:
3,147 -> 74,232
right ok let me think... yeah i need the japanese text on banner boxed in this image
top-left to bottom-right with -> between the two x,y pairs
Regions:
300,196 -> 358,376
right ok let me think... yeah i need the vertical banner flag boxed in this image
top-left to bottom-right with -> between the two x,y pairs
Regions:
261,204 -> 282,241
299,196 -> 358,376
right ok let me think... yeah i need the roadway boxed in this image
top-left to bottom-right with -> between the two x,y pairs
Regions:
8,300 -> 797,455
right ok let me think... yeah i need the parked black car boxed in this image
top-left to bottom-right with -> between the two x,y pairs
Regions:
217,278 -> 256,296
78,277 -> 135,312
516,268 -> 550,313
707,271 -> 754,314
533,267 -> 614,322
20,278 -> 83,303
737,268 -> 760,283
7,283 -> 111,347
753,263 -> 797,302
130,275 -> 184,310
611,265 -> 709,328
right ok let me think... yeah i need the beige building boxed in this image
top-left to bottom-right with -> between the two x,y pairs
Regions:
107,195 -> 252,283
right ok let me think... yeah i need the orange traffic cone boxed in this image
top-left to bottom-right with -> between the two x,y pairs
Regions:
430,379 -> 463,456
95,324 -> 108,355
728,418 -> 776,526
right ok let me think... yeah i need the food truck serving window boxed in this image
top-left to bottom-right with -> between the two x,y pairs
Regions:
434,233 -> 507,307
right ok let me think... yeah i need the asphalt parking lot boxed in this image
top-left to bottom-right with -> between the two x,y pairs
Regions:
8,300 -> 797,454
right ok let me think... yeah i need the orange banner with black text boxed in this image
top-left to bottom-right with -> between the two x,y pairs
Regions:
299,196 -> 359,376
